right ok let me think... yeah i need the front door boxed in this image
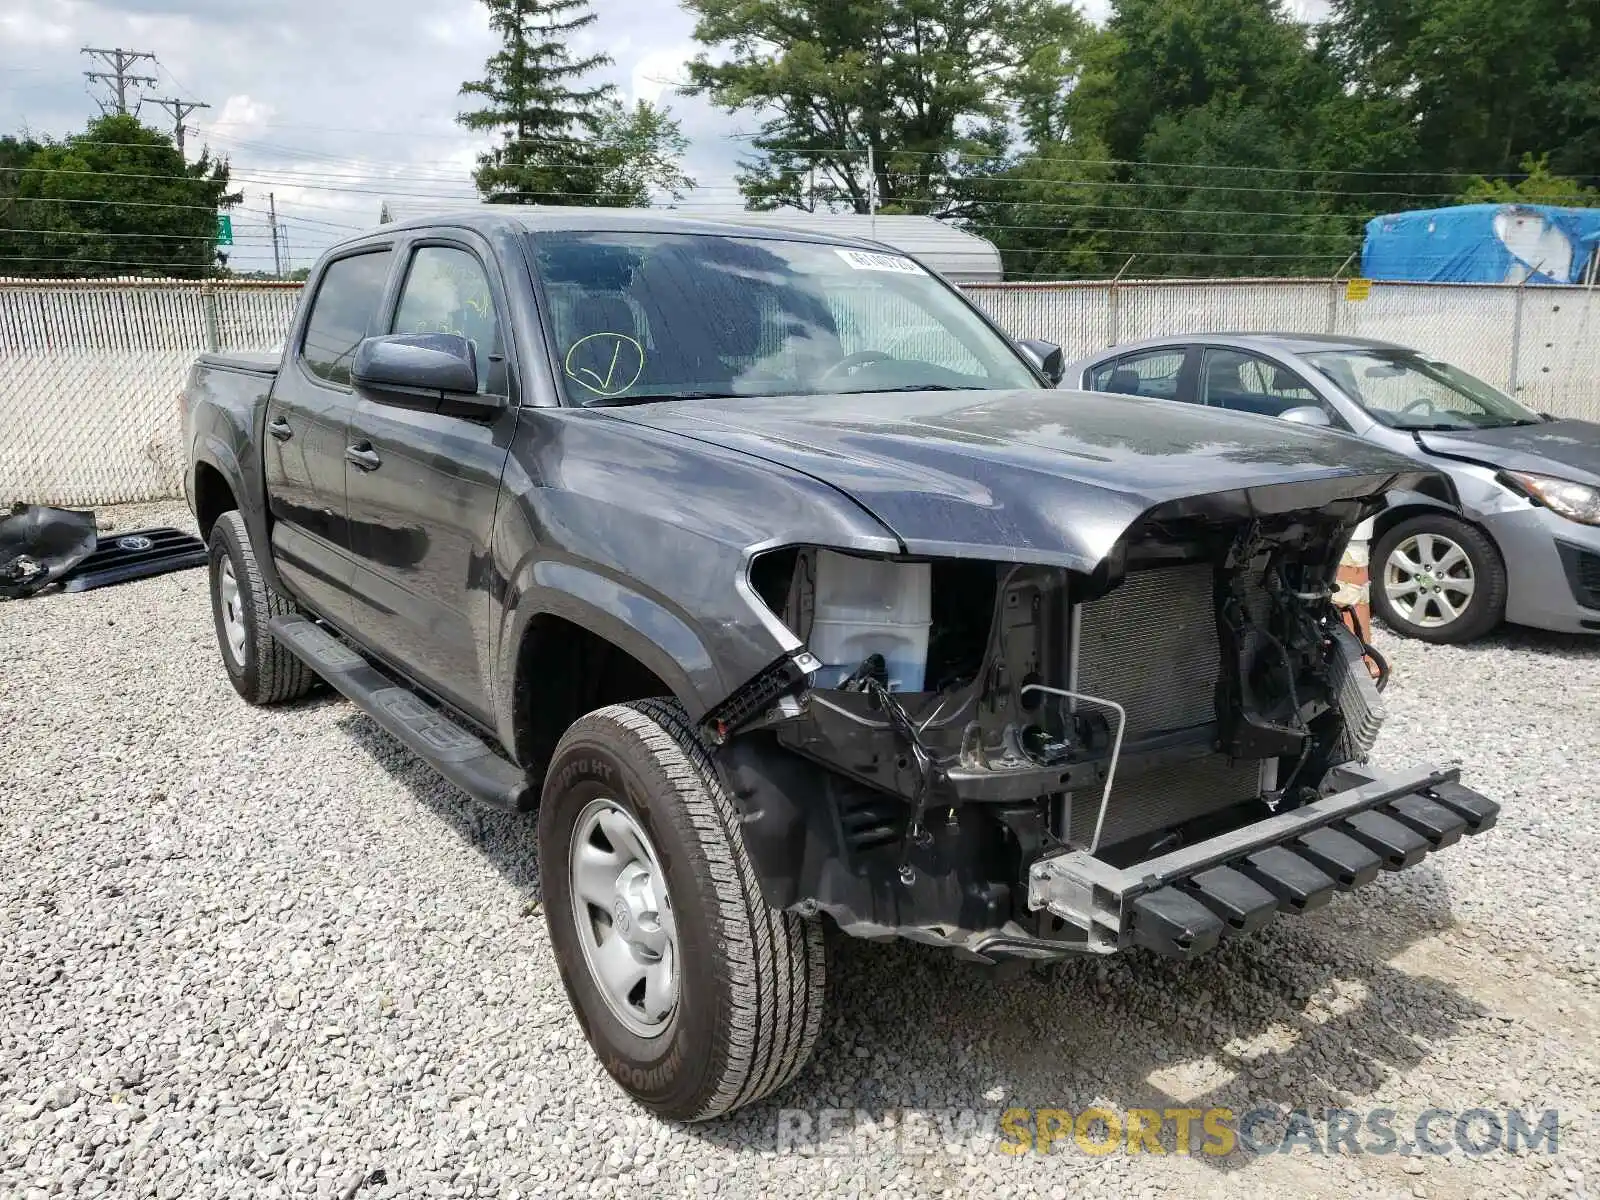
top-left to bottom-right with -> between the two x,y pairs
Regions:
263,246 -> 395,623
342,238 -> 519,725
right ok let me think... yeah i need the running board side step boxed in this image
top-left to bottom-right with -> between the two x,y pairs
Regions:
268,615 -> 533,812
1028,761 -> 1498,960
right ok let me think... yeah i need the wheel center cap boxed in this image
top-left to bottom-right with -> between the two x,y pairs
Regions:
612,896 -> 633,937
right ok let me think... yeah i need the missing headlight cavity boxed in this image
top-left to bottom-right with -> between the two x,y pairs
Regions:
752,547 -> 1000,695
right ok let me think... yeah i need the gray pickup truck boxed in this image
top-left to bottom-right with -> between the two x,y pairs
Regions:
182,209 -> 1499,1121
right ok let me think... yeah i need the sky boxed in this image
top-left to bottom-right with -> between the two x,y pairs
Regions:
0,0 -> 768,271
3,0 -> 1344,274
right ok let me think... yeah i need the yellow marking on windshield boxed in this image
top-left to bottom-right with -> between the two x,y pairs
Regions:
564,332 -> 645,397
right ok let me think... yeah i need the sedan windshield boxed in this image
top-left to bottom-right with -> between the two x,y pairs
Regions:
529,231 -> 1040,405
1305,349 -> 1542,431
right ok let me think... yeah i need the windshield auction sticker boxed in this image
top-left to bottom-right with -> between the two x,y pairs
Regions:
835,249 -> 925,274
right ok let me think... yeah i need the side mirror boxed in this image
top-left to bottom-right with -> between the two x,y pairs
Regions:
352,334 -> 499,411
1018,339 -> 1067,386
1279,405 -> 1332,428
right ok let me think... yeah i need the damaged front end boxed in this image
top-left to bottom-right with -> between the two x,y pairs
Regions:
702,486 -> 1499,963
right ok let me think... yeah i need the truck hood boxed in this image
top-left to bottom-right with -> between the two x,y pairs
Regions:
1414,418 -> 1600,486
605,388 -> 1431,571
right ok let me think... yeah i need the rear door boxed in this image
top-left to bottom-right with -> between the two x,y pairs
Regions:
342,234 -> 520,724
263,246 -> 395,623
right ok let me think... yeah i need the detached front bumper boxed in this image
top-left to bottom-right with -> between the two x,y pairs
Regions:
1028,762 -> 1498,959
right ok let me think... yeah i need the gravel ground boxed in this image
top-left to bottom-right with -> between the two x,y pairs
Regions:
1,499 -> 1596,1199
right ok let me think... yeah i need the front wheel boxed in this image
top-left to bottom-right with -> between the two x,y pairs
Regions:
538,698 -> 827,1121
1371,514 -> 1506,643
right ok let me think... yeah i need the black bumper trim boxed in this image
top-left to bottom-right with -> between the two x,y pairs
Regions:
1029,763 -> 1500,959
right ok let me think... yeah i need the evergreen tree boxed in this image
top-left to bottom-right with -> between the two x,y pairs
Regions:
458,0 -> 694,205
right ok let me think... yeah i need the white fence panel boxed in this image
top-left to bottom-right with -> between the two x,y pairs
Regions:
965,282 -> 1111,351
2,276 -> 1596,507
1512,288 -> 1600,419
1336,285 -> 1519,401
0,282 -> 298,506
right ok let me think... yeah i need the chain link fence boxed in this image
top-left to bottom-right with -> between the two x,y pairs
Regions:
0,280 -> 299,507
3,276 -> 1596,506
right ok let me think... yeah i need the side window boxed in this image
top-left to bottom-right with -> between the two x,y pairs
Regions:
1089,349 -> 1188,401
1199,348 -> 1328,419
392,246 -> 506,395
300,250 -> 393,386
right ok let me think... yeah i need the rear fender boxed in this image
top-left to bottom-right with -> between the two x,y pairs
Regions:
192,434 -> 290,598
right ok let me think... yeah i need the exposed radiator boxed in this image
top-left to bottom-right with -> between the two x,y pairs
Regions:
1070,562 -> 1264,850
1068,754 -> 1263,850
1075,563 -> 1221,738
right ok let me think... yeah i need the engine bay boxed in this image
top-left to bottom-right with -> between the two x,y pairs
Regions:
706,498 -> 1399,956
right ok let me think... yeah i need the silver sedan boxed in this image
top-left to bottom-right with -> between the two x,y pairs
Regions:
1064,333 -> 1600,642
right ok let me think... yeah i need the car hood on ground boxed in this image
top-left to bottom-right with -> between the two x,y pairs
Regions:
605,388 -> 1433,571
1414,419 -> 1600,486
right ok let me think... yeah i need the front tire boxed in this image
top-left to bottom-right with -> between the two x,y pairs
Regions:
538,698 -> 827,1121
1372,514 -> 1506,643
207,510 -> 316,705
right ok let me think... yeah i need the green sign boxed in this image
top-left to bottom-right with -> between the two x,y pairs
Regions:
216,214 -> 234,247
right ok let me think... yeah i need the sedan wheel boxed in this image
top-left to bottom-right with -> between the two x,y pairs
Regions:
1370,514 -> 1506,644
1383,531 -> 1476,629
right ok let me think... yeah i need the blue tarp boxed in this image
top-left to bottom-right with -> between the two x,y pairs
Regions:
1362,203 -> 1600,284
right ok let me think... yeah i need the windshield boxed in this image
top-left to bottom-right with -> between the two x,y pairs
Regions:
530,231 -> 1040,404
1305,349 -> 1542,431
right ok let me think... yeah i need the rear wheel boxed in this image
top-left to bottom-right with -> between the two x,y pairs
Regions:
207,510 -> 316,704
538,698 -> 827,1120
1372,514 -> 1505,643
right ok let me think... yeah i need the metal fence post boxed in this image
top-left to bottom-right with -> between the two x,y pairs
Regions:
1507,280 -> 1529,395
1107,255 -> 1135,346
201,281 -> 219,352
1328,252 -> 1357,334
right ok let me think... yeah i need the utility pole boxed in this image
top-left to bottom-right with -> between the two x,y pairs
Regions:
142,97 -> 210,157
268,192 -> 283,277
865,143 -> 877,233
81,47 -> 158,115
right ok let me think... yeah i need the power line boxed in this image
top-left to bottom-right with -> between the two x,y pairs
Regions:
0,226 -> 275,242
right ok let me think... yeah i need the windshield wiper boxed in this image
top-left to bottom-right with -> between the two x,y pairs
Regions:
834,383 -> 974,395
583,391 -> 743,408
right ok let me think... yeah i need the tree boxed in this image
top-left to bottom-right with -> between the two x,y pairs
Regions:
592,101 -> 695,205
971,0 -> 1399,279
1326,0 -> 1600,181
458,0 -> 694,205
1461,154 -> 1600,208
682,0 -> 1083,215
0,114 -> 235,279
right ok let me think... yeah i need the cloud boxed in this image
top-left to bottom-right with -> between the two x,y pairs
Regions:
212,93 -> 274,133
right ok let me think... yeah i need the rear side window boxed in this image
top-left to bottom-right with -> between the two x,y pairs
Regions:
1088,349 -> 1188,401
301,250 -> 393,386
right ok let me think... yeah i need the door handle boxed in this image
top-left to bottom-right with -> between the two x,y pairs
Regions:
268,416 -> 293,441
345,443 -> 382,472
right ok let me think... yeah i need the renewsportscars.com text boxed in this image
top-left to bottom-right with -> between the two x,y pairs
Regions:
774,1106 -> 1560,1158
